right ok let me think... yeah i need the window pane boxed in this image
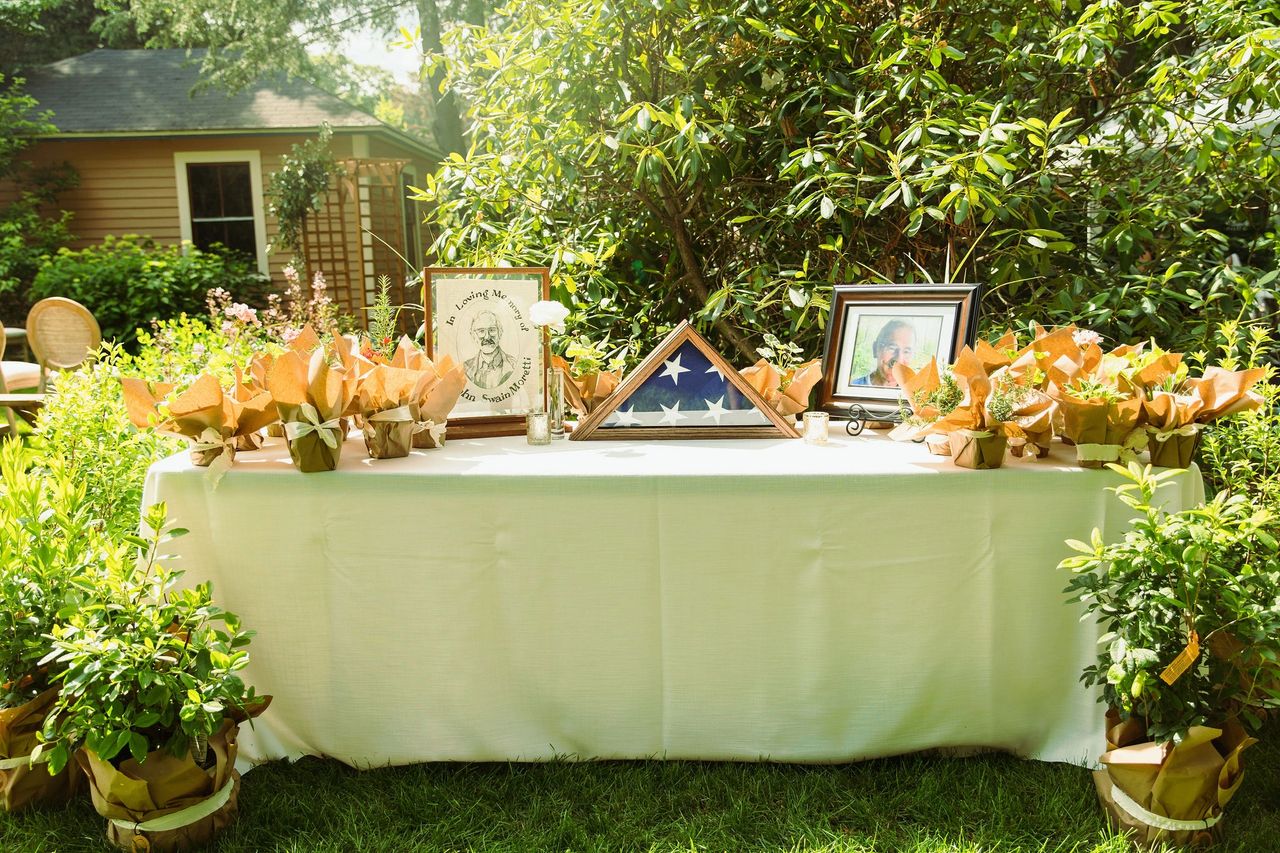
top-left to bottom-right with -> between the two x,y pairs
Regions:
219,164 -> 253,217
187,164 -> 223,219
191,219 -> 257,261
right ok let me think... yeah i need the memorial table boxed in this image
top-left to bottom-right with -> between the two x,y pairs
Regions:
141,432 -> 1203,769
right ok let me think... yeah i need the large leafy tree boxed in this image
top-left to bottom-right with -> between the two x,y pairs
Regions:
0,0 -> 144,74
417,0 -> 1280,362
121,0 -> 492,155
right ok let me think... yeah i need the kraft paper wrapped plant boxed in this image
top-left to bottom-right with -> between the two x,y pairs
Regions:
1094,711 -> 1253,849
987,370 -> 1056,458
1143,366 -> 1264,468
551,355 -> 621,416
739,333 -> 824,418
739,358 -> 824,419
0,688 -> 81,811
354,363 -> 421,459
1047,358 -> 1145,467
922,348 -> 1013,469
888,357 -> 961,456
266,347 -> 353,473
1062,465 -> 1279,848
122,374 -> 278,482
380,337 -> 467,448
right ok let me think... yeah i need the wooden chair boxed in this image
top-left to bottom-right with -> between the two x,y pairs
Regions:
0,321 -> 45,435
26,297 -> 101,392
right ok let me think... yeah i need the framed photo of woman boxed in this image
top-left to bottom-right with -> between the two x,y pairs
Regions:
818,284 -> 981,417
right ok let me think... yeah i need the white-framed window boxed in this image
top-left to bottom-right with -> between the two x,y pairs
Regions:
174,150 -> 269,274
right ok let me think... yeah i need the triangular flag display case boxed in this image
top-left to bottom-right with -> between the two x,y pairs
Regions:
571,321 -> 801,441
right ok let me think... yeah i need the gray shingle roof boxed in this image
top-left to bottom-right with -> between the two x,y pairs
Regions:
23,49 -> 389,135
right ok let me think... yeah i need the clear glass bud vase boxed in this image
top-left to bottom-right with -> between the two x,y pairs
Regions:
547,367 -> 566,440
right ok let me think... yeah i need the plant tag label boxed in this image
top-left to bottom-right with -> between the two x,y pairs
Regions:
1159,631 -> 1200,686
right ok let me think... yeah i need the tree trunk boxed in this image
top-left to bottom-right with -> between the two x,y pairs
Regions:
415,0 -> 467,156
655,185 -> 756,362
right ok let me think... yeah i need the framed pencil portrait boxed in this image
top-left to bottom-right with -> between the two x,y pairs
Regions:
819,284 -> 981,417
423,267 -> 551,438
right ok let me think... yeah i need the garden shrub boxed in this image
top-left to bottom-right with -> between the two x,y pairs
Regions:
31,343 -> 182,537
29,235 -> 268,346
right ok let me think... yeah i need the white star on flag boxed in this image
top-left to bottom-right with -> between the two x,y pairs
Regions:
660,354 -> 690,385
659,401 -> 687,425
702,396 -> 728,424
705,363 -> 724,378
613,407 -> 641,427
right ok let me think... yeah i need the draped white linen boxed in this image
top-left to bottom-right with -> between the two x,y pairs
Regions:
141,432 -> 1203,769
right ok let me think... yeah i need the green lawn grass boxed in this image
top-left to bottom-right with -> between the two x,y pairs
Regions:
3,718 -> 1277,852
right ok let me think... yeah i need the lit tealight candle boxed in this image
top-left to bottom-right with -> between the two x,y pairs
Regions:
803,411 -> 830,445
526,411 -> 551,446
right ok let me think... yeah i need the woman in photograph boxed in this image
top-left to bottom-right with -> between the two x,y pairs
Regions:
852,319 -> 917,387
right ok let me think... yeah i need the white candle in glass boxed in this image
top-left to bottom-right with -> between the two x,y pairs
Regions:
526,411 -> 551,446
803,411 -> 830,445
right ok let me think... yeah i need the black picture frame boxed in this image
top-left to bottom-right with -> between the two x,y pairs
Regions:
819,284 -> 982,417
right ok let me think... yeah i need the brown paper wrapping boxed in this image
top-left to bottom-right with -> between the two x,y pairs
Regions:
1093,710 -> 1254,849
1054,393 -> 1143,467
363,420 -> 414,459
552,355 -> 622,416
974,330 -> 1017,375
1148,428 -> 1201,468
267,348 -> 353,473
1,688 -> 82,812
1184,366 -> 1265,422
739,358 -> 824,417
122,374 -> 277,471
78,719 -> 241,853
948,429 -> 1007,469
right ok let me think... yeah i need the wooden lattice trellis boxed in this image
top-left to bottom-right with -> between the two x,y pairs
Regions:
300,158 -> 428,332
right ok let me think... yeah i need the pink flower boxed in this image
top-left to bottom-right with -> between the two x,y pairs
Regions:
223,302 -> 259,325
192,344 -> 207,358
281,327 -> 301,344
283,264 -> 299,284
221,320 -> 235,335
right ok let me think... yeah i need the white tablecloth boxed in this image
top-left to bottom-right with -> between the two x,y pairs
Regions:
141,431 -> 1203,769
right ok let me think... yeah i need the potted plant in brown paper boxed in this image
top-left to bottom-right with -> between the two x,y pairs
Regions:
0,442 -> 102,811
121,374 -> 278,483
353,363 -> 422,459
889,357 -> 963,456
1142,366 -> 1265,469
1061,464 -> 1280,848
740,333 -> 824,420
920,347 -> 1016,469
383,337 -> 467,448
266,345 -> 353,473
552,338 -> 624,416
39,504 -> 268,852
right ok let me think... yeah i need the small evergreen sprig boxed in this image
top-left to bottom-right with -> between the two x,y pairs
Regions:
366,276 -> 399,361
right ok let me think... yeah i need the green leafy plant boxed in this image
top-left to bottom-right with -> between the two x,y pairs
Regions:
905,370 -> 963,423
1061,464 -> 1280,742
1062,377 -> 1131,404
38,504 -> 259,775
0,441 -> 128,709
1195,321 -> 1280,518
267,126 -> 343,254
29,235 -> 268,347
987,375 -> 1033,423
31,343 -> 183,537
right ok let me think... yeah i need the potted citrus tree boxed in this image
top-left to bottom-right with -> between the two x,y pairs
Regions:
38,504 -> 268,852
0,441 -> 112,811
1061,463 -> 1280,847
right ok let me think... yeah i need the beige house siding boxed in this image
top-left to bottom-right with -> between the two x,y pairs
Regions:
3,132 -> 435,316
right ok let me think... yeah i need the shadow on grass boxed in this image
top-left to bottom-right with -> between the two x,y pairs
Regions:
3,720 -> 1277,852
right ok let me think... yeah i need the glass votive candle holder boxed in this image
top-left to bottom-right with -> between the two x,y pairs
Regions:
802,410 -> 830,445
526,410 -> 551,446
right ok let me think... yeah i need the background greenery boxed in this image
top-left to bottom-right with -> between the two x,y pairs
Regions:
29,236 -> 267,347
410,0 -> 1280,363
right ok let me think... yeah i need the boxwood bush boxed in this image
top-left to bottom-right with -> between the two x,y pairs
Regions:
29,235 -> 268,346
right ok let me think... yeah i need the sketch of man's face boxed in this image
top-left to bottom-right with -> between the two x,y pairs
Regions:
471,311 -> 503,356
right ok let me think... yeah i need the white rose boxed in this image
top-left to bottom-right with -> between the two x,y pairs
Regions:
530,300 -> 570,332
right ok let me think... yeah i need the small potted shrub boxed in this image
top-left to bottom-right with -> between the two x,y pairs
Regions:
0,442 -> 109,811
39,505 -> 267,852
1061,463 -> 1280,848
